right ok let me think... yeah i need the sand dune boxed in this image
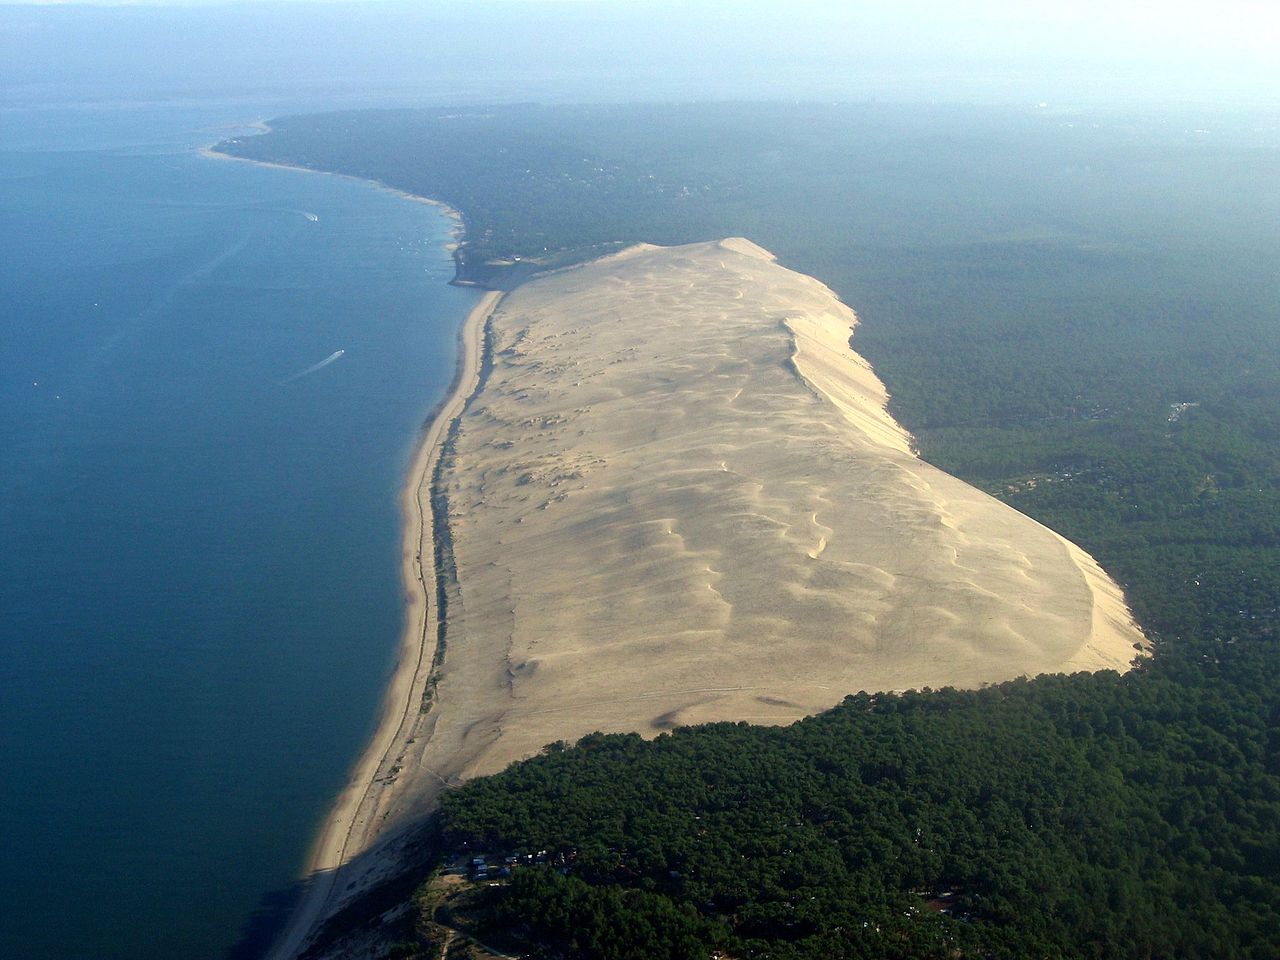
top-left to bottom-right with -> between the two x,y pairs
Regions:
410,238 -> 1146,785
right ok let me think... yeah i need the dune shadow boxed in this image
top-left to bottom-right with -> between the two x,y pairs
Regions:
225,815 -> 442,960
224,878 -> 307,960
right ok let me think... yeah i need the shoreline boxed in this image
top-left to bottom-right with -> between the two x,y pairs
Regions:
198,136 -> 468,266
265,287 -> 501,960
201,136 -> 502,958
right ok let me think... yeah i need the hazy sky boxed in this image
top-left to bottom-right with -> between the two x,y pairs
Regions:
2,0 -> 1277,109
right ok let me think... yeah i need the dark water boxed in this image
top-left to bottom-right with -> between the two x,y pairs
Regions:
0,106 -> 478,959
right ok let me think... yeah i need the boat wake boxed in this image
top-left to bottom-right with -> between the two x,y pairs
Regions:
280,349 -> 345,385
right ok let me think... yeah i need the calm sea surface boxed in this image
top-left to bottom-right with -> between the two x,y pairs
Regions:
0,104 -> 478,959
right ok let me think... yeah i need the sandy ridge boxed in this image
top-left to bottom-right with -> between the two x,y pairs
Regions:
777,251 -> 1142,677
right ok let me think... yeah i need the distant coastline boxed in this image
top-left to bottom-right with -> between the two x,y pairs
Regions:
201,134 -> 477,287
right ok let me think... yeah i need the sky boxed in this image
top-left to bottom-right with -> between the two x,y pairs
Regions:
2,0 -> 1277,109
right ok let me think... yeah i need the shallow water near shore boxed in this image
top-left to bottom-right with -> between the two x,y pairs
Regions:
0,104 -> 478,959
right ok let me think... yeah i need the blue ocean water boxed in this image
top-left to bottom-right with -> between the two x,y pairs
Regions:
0,105 -> 478,959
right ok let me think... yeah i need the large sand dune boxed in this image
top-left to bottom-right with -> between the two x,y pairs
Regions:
414,238 -> 1145,787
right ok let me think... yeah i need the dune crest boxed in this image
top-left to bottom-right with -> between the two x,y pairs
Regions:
412,238 -> 1145,789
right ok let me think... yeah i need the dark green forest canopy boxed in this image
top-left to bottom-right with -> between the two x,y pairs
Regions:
224,104 -> 1280,958
438,676 -> 1280,960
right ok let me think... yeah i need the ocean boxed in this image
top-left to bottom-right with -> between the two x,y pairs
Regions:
0,103 -> 478,959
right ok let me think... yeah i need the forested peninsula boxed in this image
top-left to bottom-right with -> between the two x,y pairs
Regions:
217,103 -> 1280,960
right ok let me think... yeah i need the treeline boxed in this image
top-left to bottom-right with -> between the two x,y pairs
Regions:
434,668 -> 1279,960
225,103 -> 1280,957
